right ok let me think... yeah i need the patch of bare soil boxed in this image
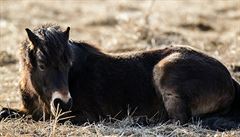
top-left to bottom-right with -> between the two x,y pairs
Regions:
179,22 -> 214,31
0,51 -> 16,66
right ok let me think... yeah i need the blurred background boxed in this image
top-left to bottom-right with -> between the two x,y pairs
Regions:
0,0 -> 240,108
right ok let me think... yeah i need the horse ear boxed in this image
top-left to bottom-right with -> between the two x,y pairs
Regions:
64,27 -> 70,40
25,28 -> 40,47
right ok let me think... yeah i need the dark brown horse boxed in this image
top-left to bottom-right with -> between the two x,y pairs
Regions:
0,24 -> 239,130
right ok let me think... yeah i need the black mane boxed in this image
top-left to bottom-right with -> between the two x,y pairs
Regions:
27,25 -> 72,68
70,41 -> 103,56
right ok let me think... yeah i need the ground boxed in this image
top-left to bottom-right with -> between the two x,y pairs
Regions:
0,0 -> 240,136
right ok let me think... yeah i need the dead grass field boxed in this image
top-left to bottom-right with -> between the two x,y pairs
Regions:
0,0 -> 240,136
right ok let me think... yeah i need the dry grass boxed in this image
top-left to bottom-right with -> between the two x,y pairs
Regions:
0,0 -> 240,136
1,117 -> 240,137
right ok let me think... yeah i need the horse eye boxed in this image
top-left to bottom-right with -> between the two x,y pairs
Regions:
38,63 -> 46,71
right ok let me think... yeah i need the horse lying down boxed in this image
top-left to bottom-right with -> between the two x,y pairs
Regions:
0,24 -> 239,130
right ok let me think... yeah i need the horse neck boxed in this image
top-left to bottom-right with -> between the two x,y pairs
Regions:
70,41 -> 108,65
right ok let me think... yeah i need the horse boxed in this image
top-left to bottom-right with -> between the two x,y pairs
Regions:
0,24 -> 239,130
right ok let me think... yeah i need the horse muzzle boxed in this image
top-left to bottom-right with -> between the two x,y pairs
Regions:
50,91 -> 72,114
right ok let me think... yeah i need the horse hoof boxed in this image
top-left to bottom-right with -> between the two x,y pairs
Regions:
0,108 -> 19,119
0,109 -> 10,119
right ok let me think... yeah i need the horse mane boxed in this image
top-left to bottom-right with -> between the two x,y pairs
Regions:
70,41 -> 104,56
19,39 -> 32,69
33,24 -> 104,57
19,24 -> 106,72
19,24 -> 59,67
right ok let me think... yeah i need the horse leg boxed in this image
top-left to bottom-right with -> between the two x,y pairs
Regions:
0,90 -> 44,120
161,90 -> 190,124
0,107 -> 27,119
153,55 -> 190,124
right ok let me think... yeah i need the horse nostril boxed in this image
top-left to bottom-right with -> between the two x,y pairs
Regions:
53,98 -> 72,111
53,98 -> 63,109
